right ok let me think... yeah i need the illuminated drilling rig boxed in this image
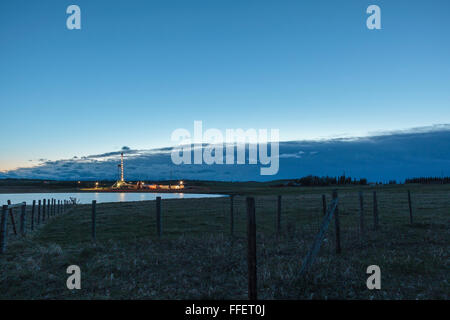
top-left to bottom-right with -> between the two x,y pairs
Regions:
110,152 -> 185,191
111,152 -> 134,189
120,152 -> 124,182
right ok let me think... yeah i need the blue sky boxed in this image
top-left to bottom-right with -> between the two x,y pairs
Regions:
1,0 -> 449,171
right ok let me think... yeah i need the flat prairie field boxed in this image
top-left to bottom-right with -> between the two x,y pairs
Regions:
0,184 -> 449,299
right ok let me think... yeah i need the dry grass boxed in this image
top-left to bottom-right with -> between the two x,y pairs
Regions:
0,184 -> 449,299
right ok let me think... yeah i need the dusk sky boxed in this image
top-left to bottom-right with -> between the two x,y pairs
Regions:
1,0 -> 449,172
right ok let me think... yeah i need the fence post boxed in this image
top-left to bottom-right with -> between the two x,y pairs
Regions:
277,195 -> 281,236
20,203 -> 26,236
38,200 -> 41,225
0,205 -> 8,254
7,200 -> 17,235
373,191 -> 379,230
42,199 -> 46,222
299,196 -> 339,275
230,195 -> 234,236
246,197 -> 257,300
322,194 -> 327,216
333,190 -> 341,254
359,191 -> 364,236
47,199 -> 50,219
156,197 -> 162,238
31,200 -> 36,231
408,190 -> 413,224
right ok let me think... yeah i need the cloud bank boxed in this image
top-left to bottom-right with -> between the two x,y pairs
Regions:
1,125 -> 450,182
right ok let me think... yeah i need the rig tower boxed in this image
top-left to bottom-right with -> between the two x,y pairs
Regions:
111,152 -> 132,189
120,152 -> 124,182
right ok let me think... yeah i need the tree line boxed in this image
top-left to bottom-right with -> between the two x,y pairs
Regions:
282,175 -> 369,187
405,177 -> 450,184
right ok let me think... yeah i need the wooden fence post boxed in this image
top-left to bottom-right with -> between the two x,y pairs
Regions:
7,200 -> 17,235
246,197 -> 257,300
92,200 -> 96,241
230,195 -> 234,236
42,199 -> 46,222
47,199 -> 50,219
0,205 -> 8,254
359,191 -> 364,236
20,203 -> 26,236
156,197 -> 162,237
408,190 -> 413,224
31,200 -> 36,231
38,200 -> 41,225
333,190 -> 341,254
322,194 -> 327,216
373,191 -> 379,230
277,195 -> 281,236
299,197 -> 339,275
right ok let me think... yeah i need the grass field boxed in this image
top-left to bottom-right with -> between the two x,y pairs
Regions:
0,184 -> 449,299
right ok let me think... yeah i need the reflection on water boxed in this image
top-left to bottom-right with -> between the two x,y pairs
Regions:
0,192 -> 223,205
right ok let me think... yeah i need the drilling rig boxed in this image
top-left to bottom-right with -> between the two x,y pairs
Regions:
108,151 -> 185,191
111,152 -> 134,189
